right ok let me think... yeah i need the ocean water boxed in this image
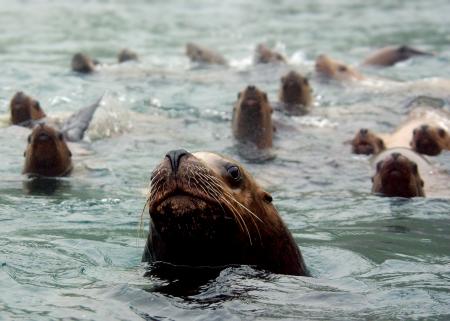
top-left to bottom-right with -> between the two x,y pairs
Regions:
1,0 -> 450,320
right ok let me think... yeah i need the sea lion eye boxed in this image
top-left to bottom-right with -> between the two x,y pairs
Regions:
338,65 -> 348,72
376,161 -> 383,172
58,132 -> 64,140
412,163 -> 418,174
438,128 -> 446,137
227,165 -> 241,181
34,102 -> 41,110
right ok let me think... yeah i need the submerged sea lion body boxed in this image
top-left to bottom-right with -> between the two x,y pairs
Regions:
277,70 -> 313,115
143,150 -> 308,276
371,149 -> 426,198
315,55 -> 363,82
254,44 -> 286,64
363,45 -> 433,67
185,42 -> 228,66
23,124 -> 73,177
232,85 -> 273,149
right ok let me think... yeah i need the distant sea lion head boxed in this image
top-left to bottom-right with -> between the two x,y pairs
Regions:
71,53 -> 96,73
372,152 -> 424,197
315,54 -> 362,81
23,124 -> 73,177
279,70 -> 312,106
254,44 -> 286,64
232,85 -> 273,149
10,92 -> 46,126
351,128 -> 385,155
411,124 -> 449,156
118,48 -> 139,63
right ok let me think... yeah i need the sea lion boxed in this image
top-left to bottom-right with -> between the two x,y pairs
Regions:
118,48 -> 139,63
254,44 -> 286,64
9,92 -> 46,126
8,92 -> 103,142
232,85 -> 273,149
142,149 -> 308,276
315,54 -> 363,82
363,45 -> 433,67
23,124 -> 73,177
71,52 -> 97,73
185,42 -> 228,65
410,125 -> 450,156
351,128 -> 386,155
278,70 -> 313,115
371,149 -> 425,198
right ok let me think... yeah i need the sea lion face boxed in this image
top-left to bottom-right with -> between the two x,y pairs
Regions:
146,150 -> 307,275
279,71 -> 312,106
254,44 -> 286,64
71,53 -> 96,73
372,152 -> 424,198
10,92 -> 46,126
232,85 -> 273,149
351,128 -> 385,155
23,124 -> 73,177
411,125 -> 449,156
315,54 -> 362,81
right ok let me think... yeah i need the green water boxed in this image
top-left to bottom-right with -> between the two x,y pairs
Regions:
1,0 -> 450,320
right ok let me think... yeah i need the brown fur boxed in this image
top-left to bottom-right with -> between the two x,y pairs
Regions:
10,92 -> 46,126
363,45 -> 433,67
372,151 -> 425,198
278,71 -> 313,114
315,54 -> 363,81
411,125 -> 450,156
23,124 -> 73,177
351,128 -> 386,155
185,42 -> 228,65
254,44 -> 286,64
143,150 -> 308,276
232,85 -> 273,149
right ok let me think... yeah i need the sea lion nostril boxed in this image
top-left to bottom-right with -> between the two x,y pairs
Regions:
165,149 -> 189,172
391,152 -> 401,160
421,124 -> 429,131
360,128 -> 368,135
247,85 -> 256,91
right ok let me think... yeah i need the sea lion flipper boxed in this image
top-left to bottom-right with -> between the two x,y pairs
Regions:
61,94 -> 104,142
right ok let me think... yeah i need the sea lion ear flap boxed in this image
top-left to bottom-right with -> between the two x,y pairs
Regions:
420,179 -> 424,187
438,128 -> 446,138
261,191 -> 273,204
377,138 -> 386,150
303,77 -> 309,86
237,92 -> 241,100
263,92 -> 268,102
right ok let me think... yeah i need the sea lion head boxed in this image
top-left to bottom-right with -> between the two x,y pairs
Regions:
118,48 -> 139,63
315,54 -> 362,81
279,70 -> 312,106
372,152 -> 424,197
351,128 -> 385,155
10,92 -> 46,126
396,45 -> 433,61
71,53 -> 96,73
146,150 -> 306,275
23,124 -> 73,177
232,85 -> 273,149
254,44 -> 286,64
410,124 -> 449,156
185,42 -> 227,65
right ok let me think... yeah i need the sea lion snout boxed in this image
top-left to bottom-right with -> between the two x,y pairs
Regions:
165,149 -> 190,172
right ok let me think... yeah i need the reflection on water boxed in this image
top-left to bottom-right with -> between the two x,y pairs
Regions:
23,177 -> 71,196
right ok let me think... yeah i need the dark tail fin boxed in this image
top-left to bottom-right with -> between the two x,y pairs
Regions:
61,94 -> 104,142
